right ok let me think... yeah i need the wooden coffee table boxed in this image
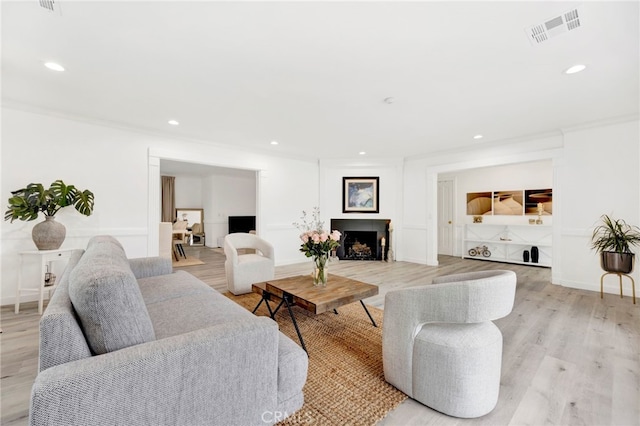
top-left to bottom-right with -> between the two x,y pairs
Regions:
251,275 -> 379,352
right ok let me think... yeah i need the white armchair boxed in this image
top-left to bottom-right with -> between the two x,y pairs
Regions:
224,233 -> 275,295
383,270 -> 517,418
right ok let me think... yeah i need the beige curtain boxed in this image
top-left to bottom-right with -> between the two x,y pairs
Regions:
161,176 -> 175,222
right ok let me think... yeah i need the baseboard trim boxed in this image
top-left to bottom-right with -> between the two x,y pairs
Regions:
557,277 -> 635,297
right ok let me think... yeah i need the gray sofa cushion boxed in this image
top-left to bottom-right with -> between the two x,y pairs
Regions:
138,270 -> 251,339
69,236 -> 155,355
137,270 -> 215,305
145,290 -> 258,340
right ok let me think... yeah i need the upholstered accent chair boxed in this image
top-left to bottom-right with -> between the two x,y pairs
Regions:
383,270 -> 517,418
190,222 -> 205,246
224,232 -> 275,295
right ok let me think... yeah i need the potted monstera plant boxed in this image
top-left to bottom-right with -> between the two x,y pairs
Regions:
4,180 -> 94,250
590,214 -> 640,274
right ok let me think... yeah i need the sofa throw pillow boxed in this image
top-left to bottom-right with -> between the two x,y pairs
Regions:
69,236 -> 155,355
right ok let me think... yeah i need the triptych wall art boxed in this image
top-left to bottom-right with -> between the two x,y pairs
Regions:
466,189 -> 552,216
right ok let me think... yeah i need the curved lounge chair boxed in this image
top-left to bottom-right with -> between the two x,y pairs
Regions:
383,270 -> 517,418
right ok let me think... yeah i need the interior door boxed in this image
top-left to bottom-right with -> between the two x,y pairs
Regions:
438,179 -> 454,256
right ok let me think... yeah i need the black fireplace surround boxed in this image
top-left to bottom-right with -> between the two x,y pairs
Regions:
331,219 -> 390,261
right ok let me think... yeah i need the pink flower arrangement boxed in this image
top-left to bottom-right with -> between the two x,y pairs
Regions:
294,208 -> 341,259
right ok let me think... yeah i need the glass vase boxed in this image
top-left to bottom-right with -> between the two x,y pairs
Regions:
313,253 -> 329,286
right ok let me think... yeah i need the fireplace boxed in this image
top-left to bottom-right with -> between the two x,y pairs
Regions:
331,219 -> 390,261
343,231 -> 377,260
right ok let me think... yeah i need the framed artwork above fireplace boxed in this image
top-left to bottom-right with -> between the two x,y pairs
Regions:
343,176 -> 379,213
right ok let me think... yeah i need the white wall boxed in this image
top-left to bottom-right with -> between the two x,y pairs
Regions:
402,161 -> 429,264
319,158 -> 404,259
1,107 -> 317,305
203,172 -> 256,247
558,119 -> 639,294
174,175 -> 203,209
259,159 -> 319,264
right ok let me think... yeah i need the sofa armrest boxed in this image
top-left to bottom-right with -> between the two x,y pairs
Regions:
128,256 -> 173,279
30,317 -> 280,426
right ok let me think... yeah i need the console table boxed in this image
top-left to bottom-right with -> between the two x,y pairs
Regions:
462,224 -> 552,267
15,248 -> 78,314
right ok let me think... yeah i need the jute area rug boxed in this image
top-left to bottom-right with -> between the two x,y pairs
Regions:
225,291 -> 407,425
172,256 -> 204,267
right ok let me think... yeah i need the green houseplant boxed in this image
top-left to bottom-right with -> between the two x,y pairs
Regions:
590,214 -> 640,274
4,180 -> 95,250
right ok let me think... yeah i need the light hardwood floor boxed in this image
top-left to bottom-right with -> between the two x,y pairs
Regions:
1,247 -> 638,425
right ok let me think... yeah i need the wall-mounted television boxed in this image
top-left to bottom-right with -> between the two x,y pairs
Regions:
228,215 -> 256,234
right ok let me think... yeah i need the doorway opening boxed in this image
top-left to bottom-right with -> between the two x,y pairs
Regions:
147,152 -> 260,256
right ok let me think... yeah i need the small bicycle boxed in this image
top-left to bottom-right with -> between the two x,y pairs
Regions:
468,245 -> 491,257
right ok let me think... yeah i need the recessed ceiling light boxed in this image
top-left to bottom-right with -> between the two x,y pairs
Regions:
359,151 -> 366,155
564,64 -> 586,74
270,141 -> 279,145
473,134 -> 483,140
44,62 -> 65,72
168,120 -> 179,126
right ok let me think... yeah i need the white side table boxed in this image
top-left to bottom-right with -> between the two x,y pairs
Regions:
15,248 -> 77,315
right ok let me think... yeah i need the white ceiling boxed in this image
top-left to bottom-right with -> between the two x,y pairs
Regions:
2,1 -> 638,160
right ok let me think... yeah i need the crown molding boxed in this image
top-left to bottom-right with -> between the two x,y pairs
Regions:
559,113 -> 639,134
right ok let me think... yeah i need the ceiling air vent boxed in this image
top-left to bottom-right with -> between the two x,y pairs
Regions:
38,0 -> 62,16
525,8 -> 581,45
38,0 -> 55,12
